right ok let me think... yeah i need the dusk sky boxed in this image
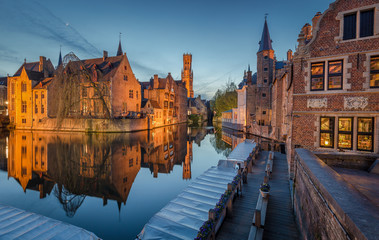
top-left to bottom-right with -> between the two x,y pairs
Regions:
0,0 -> 333,99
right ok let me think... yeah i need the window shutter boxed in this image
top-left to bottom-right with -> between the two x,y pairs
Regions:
343,13 -> 356,40
360,9 -> 374,38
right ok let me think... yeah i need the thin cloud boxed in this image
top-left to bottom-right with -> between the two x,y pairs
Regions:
0,0 -> 101,58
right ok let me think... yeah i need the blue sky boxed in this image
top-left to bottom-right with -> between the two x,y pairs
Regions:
0,0 -> 332,99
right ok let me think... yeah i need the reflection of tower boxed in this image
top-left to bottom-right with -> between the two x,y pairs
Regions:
183,141 -> 193,180
181,54 -> 194,98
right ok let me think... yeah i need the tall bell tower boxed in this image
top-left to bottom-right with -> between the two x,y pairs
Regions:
182,54 -> 194,98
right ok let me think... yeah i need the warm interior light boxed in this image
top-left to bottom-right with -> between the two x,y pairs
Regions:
325,140 -> 329,146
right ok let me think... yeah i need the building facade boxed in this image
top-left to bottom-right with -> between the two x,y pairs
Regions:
286,0 -> 379,174
7,56 -> 54,128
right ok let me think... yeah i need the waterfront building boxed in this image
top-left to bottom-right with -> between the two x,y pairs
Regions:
188,95 -> 208,122
0,77 -> 7,117
141,72 -> 188,127
7,56 -> 55,128
49,46 -> 141,119
285,0 -> 379,175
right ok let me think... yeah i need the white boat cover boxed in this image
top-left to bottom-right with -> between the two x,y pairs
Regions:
138,166 -> 238,240
0,204 -> 99,240
226,139 -> 256,162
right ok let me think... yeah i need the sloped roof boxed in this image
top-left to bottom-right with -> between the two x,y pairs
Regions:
67,55 -> 124,82
14,62 -> 39,76
275,61 -> 287,70
258,19 -> 273,52
33,77 -> 54,89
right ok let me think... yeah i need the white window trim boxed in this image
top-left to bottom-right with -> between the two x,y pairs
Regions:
335,4 -> 379,42
363,51 -> 379,91
304,56 -> 351,94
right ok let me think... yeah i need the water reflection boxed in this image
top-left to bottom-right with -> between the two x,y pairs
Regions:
4,124 -> 210,217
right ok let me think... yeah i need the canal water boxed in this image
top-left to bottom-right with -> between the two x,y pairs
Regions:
0,124 -> 247,240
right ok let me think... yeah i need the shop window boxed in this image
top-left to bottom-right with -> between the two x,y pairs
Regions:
357,117 -> 374,151
360,9 -> 374,38
343,13 -> 356,40
311,62 -> 324,90
320,117 -> 334,148
370,55 -> 379,88
328,60 -> 343,89
338,117 -> 353,149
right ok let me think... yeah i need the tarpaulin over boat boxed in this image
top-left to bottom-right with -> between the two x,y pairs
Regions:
138,166 -> 238,240
226,139 -> 256,162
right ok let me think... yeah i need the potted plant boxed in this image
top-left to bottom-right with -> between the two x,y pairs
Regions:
259,183 -> 270,198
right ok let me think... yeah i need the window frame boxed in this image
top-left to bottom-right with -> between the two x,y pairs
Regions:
343,12 -> 357,40
357,117 -> 374,152
327,60 -> 343,90
337,117 -> 353,150
360,9 -> 374,38
320,117 -> 334,148
370,55 -> 379,88
311,62 -> 325,91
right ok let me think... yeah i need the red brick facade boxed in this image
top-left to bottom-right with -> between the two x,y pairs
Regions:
287,0 -> 379,175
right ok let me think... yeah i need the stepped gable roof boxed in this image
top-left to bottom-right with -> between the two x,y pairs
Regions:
0,77 -> 7,86
68,55 -> 124,81
258,19 -> 273,52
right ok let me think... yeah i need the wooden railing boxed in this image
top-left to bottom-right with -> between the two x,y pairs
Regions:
248,151 -> 275,240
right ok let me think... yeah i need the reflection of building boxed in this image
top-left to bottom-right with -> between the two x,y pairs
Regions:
221,127 -> 246,150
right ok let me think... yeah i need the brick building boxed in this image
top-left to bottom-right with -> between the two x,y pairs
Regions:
49,48 -> 141,119
7,56 -> 55,128
0,77 -> 8,117
287,0 -> 379,174
188,95 -> 208,121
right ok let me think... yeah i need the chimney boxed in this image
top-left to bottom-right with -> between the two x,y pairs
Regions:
312,12 -> 322,32
302,23 -> 312,41
103,51 -> 108,61
39,56 -> 46,72
153,74 -> 158,89
287,49 -> 293,61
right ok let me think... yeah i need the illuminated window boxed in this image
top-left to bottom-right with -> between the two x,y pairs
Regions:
320,117 -> 334,148
328,60 -> 343,89
82,87 -> 87,97
370,56 -> 379,88
338,117 -> 353,149
311,62 -> 324,91
357,117 -> 374,151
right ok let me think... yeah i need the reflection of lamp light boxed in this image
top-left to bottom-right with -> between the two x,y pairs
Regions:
325,140 -> 329,146
5,101 -> 8,105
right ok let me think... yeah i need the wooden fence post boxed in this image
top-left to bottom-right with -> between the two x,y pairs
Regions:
227,183 -> 233,217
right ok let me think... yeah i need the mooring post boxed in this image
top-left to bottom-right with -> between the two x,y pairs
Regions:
227,183 -> 233,217
209,209 -> 215,239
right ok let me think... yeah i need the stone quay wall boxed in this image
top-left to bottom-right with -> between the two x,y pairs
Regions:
12,117 -> 149,133
293,148 -> 379,240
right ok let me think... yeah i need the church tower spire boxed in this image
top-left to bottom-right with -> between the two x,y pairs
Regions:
258,16 -> 273,53
117,33 -> 123,56
57,46 -> 62,67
